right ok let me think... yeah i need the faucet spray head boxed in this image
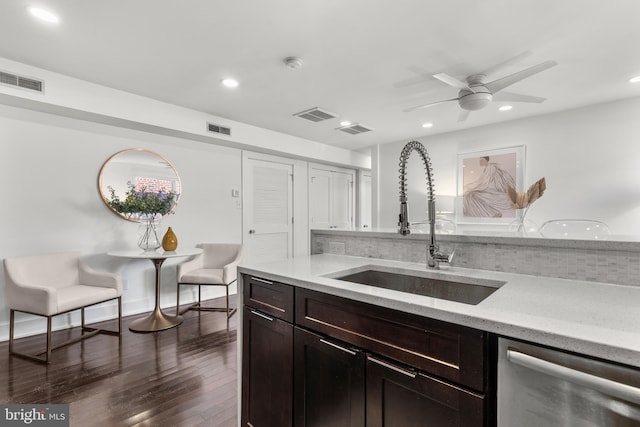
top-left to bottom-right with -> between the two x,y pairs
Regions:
398,202 -> 410,235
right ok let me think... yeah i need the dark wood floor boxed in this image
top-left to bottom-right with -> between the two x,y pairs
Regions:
0,297 -> 238,427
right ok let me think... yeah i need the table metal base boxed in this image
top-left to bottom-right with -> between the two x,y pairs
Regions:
129,307 -> 183,332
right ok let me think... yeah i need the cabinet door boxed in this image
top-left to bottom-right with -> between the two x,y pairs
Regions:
366,355 -> 485,427
294,327 -> 365,427
242,307 -> 294,427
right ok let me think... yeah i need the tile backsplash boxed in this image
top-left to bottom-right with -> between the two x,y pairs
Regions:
311,231 -> 640,287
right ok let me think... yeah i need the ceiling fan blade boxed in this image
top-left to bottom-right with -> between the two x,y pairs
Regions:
433,73 -> 475,92
493,91 -> 547,103
458,110 -> 471,122
478,51 -> 532,77
486,60 -> 557,94
403,98 -> 459,112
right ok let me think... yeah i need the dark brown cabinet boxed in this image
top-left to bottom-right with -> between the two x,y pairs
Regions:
243,275 -> 295,322
366,355 -> 484,427
241,274 -> 495,427
294,327 -> 365,427
241,275 -> 295,427
295,287 -> 487,392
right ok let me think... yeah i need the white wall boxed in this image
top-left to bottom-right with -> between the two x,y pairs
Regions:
376,96 -> 640,236
0,57 -> 376,342
0,56 -> 370,170
0,104 -> 244,340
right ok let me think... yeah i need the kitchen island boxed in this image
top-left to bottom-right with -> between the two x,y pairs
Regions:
238,253 -> 640,426
239,253 -> 640,368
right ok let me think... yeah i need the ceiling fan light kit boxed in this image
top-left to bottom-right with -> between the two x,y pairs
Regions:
458,88 -> 493,111
283,56 -> 304,69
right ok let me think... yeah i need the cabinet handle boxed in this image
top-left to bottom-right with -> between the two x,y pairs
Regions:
251,276 -> 273,285
249,309 -> 274,322
320,338 -> 357,356
368,356 -> 417,378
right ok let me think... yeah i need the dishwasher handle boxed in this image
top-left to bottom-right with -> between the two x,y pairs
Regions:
507,348 -> 640,405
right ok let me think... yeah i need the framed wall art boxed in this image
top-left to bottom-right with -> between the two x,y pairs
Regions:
456,145 -> 525,225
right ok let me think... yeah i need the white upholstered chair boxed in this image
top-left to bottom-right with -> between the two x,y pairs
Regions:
176,243 -> 243,319
3,251 -> 122,363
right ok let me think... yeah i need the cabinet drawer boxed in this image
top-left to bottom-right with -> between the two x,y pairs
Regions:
295,288 -> 487,391
243,274 -> 294,322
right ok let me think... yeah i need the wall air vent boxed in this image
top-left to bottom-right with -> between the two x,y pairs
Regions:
293,107 -> 337,122
0,70 -> 44,93
207,122 -> 231,136
336,123 -> 373,135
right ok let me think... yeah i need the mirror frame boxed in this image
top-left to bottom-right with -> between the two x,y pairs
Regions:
98,148 -> 181,222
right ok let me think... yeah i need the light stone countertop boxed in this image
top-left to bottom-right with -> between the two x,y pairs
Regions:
238,253 -> 640,368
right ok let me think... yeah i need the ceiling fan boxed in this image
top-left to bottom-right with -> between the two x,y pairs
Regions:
404,58 -> 557,121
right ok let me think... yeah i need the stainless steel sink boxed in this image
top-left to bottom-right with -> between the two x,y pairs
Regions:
331,268 -> 504,305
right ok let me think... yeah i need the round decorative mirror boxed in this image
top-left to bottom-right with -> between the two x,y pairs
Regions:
98,148 -> 181,222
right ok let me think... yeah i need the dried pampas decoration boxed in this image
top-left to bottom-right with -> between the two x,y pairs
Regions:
507,177 -> 547,209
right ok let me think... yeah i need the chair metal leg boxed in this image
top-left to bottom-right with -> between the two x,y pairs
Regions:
45,317 -> 52,363
9,310 -> 15,355
225,286 -> 231,329
176,284 -> 181,316
177,281 -> 237,319
117,297 -> 122,335
8,297 -> 122,364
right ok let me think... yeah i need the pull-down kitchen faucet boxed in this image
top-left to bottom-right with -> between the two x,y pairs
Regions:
398,140 -> 454,269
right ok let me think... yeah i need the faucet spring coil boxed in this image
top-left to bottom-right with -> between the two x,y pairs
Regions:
398,140 -> 435,202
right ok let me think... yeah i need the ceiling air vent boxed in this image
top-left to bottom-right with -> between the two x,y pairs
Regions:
207,122 -> 231,136
293,107 -> 337,122
337,123 -> 373,135
0,70 -> 44,93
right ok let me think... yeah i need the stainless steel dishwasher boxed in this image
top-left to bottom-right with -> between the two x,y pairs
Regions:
498,337 -> 640,426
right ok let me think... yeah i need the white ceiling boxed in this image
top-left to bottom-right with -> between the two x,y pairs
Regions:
1,1 -> 639,152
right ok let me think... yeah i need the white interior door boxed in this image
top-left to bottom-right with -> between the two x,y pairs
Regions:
243,158 -> 293,263
309,168 -> 332,229
331,171 -> 353,229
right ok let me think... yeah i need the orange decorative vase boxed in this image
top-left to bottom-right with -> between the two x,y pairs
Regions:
162,227 -> 178,251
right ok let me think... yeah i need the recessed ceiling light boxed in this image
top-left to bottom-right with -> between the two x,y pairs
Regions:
221,78 -> 239,88
422,122 -> 433,128
630,75 -> 640,83
27,6 -> 59,23
499,105 -> 513,111
340,121 -> 351,127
